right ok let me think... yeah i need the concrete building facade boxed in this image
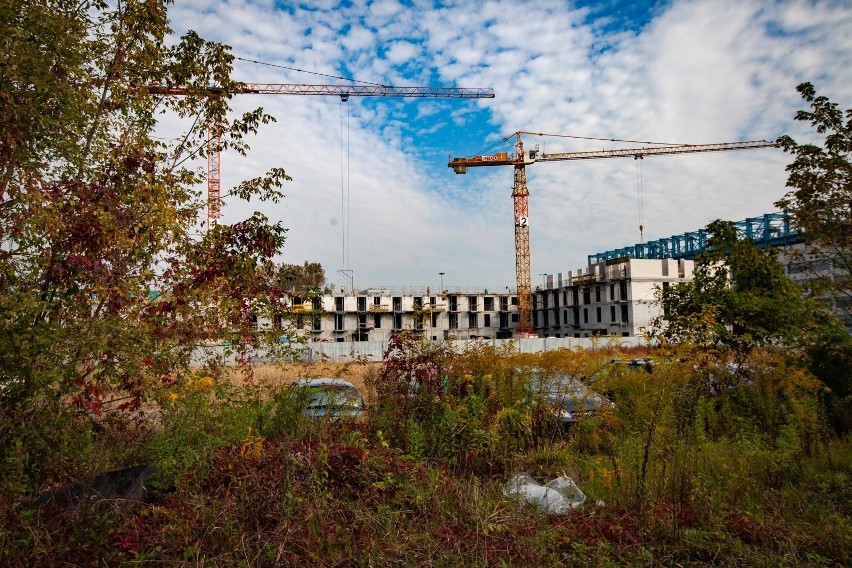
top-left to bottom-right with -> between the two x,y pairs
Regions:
534,258 -> 695,338
779,244 -> 852,332
264,288 -> 520,342
260,259 -> 697,342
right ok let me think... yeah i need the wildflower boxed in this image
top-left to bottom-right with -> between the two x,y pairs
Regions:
376,430 -> 389,449
167,392 -> 179,404
192,376 -> 215,391
240,427 -> 265,461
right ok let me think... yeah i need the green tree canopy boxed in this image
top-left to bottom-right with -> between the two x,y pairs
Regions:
776,82 -> 852,325
274,261 -> 327,293
653,216 -> 851,429
0,1 -> 289,412
653,220 -> 834,354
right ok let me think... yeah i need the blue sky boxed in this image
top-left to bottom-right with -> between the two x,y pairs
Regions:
166,0 -> 852,290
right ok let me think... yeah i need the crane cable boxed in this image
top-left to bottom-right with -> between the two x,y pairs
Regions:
235,55 -> 386,87
517,131 -> 686,146
339,96 -> 351,270
347,98 -> 351,270
469,131 -> 689,161
636,158 -> 644,243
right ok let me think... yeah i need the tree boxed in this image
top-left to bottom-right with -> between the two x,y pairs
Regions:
274,261 -> 327,293
653,219 -> 852,431
0,1 -> 288,429
775,82 -> 852,326
653,220 -> 832,354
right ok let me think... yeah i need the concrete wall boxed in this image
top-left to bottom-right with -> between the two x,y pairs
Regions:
193,335 -> 650,365
536,257 -> 695,338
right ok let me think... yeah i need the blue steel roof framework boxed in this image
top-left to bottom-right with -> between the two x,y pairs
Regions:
588,212 -> 803,265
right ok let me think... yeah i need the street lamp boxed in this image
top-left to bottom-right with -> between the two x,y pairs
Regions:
439,272 -> 445,292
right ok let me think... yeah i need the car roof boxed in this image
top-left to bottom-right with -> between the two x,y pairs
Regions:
291,378 -> 359,389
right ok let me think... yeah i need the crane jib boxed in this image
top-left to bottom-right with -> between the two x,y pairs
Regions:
144,83 -> 495,98
447,141 -> 776,170
240,85 -> 495,98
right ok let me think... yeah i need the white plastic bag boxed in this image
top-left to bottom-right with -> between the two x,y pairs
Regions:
503,472 -> 586,515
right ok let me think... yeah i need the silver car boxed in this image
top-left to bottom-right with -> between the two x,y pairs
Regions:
527,371 -> 611,426
289,378 -> 365,418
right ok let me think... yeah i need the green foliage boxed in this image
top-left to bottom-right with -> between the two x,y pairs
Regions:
0,1 -> 291,488
141,375 -> 267,490
367,334 -> 567,473
273,260 -> 328,293
773,82 -> 852,431
0,348 -> 850,565
654,219 -> 836,353
776,82 -> 852,320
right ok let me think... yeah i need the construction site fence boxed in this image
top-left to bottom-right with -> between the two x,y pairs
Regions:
192,336 -> 650,365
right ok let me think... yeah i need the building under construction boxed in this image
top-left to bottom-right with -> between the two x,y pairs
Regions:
257,210 -> 847,342
534,258 -> 695,339
264,289 -> 521,342
265,260 -> 688,342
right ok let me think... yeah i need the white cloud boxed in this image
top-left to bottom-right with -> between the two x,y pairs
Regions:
385,40 -> 421,64
342,27 -> 374,52
162,0 -> 852,288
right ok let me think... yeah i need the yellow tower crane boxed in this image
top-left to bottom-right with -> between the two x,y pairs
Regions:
448,131 -> 777,335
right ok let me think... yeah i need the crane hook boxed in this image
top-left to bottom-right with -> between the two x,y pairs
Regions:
339,93 -> 350,102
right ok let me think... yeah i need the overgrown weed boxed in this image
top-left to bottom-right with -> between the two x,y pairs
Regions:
1,339 -> 850,565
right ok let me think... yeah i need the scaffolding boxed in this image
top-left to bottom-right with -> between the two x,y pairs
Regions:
588,212 -> 802,264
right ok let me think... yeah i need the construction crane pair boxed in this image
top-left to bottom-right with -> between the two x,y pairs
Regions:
152,82 -> 777,336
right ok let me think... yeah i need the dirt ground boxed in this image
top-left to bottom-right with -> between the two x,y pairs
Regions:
225,361 -> 378,393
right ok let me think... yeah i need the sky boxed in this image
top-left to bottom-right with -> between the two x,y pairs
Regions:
164,0 -> 852,291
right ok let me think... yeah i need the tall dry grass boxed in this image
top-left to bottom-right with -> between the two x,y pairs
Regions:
225,361 -> 377,393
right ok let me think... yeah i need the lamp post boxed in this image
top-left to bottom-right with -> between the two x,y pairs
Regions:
437,272 -> 446,341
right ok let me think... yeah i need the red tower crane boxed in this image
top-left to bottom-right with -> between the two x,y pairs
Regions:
448,132 -> 778,335
148,83 -> 495,222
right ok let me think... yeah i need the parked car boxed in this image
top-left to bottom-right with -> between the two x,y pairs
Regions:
527,371 -> 612,427
289,378 -> 365,418
605,357 -> 655,373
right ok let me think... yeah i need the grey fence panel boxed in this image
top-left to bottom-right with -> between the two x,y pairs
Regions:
305,341 -> 388,362
190,336 -> 650,364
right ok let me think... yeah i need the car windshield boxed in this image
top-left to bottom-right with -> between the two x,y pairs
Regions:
301,386 -> 362,409
527,372 -> 605,411
528,373 -> 584,394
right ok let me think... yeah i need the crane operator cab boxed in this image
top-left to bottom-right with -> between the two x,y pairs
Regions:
448,147 -> 538,174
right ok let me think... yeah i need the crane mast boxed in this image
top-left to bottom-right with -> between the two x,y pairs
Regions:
449,134 -> 778,337
147,82 -> 495,221
511,133 -> 534,333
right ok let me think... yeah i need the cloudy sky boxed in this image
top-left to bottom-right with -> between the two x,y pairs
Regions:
165,0 -> 852,291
